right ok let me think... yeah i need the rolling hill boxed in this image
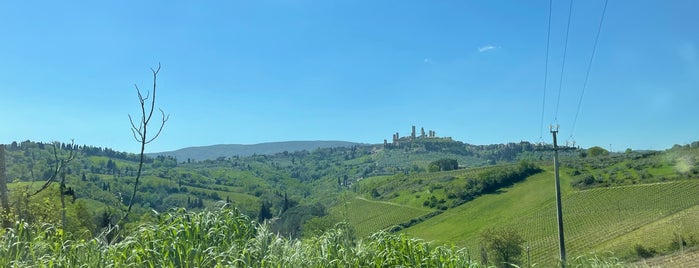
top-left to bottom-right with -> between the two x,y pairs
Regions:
323,145 -> 699,265
4,139 -> 698,266
148,140 -> 363,161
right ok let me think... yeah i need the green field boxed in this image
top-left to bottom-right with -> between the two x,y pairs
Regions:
329,196 -> 435,238
400,167 -> 699,266
399,169 -> 560,246
597,204 -> 699,258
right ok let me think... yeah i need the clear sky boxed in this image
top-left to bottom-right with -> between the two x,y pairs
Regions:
1,1 -> 697,153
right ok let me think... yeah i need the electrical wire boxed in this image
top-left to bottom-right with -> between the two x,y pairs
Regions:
539,0 -> 554,141
553,0 -> 575,124
570,0 -> 609,137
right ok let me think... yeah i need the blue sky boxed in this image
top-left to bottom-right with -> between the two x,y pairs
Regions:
1,1 -> 697,153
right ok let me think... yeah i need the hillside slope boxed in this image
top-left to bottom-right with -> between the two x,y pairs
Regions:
401,167 -> 699,266
148,141 -> 363,160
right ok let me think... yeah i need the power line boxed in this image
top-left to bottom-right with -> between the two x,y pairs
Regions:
539,0 -> 554,141
570,0 -> 609,137
553,0 -> 575,124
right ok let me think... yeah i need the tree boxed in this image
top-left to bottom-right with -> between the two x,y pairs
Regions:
283,192 -> 290,212
258,202 -> 272,223
14,140 -> 77,229
27,141 -> 77,198
122,63 -> 169,221
428,158 -> 458,172
587,146 -> 609,157
480,227 -> 525,267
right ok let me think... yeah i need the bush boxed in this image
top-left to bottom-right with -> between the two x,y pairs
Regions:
480,227 -> 524,267
633,244 -> 656,258
428,158 -> 458,172
572,174 -> 596,189
588,146 -> 610,157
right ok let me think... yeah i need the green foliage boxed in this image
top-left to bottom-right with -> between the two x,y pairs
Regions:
428,158 -> 458,172
479,227 -> 524,267
2,139 -> 555,238
633,244 -> 657,259
258,202 -> 272,223
588,146 -> 610,157
567,252 -> 627,267
271,203 -> 327,238
0,207 -> 487,267
328,197 -> 434,238
301,214 -> 341,238
4,139 -> 697,266
6,184 -> 94,239
566,148 -> 699,189
355,162 -> 542,210
402,167 -> 699,266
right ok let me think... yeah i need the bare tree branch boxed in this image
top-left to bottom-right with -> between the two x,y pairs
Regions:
27,140 -> 76,198
146,109 -> 169,144
121,63 -> 168,222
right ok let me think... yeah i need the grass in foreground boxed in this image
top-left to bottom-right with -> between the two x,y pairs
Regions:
0,206 -> 482,267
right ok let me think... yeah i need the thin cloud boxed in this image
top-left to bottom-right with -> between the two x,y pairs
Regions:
478,45 -> 500,53
423,58 -> 433,64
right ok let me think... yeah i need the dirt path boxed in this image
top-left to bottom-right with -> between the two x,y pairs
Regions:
354,196 -> 434,212
634,248 -> 699,267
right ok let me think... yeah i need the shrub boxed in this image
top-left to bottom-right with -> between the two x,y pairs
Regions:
633,244 -> 656,259
480,227 -> 524,267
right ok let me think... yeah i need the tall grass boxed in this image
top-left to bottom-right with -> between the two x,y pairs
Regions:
0,206 -> 485,267
0,206 -> 643,267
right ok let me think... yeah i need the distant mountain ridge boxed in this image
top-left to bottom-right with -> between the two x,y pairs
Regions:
148,141 -> 365,161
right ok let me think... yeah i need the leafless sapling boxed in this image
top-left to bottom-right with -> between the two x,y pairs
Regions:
122,63 -> 169,221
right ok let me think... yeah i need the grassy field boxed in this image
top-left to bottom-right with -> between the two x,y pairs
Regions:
399,166 -> 699,266
635,249 -> 699,267
597,205 -> 699,259
400,168 -> 560,247
354,163 -> 532,209
328,196 -> 435,238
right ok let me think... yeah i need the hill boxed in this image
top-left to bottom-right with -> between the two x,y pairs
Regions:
399,169 -> 699,266
3,139 -> 698,265
148,140 -> 363,161
323,145 -> 699,265
1,138 -> 555,238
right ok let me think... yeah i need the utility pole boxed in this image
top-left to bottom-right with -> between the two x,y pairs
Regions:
551,125 -> 566,266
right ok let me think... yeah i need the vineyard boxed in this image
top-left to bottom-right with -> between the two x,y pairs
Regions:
517,180 -> 699,265
401,166 -> 699,266
599,205 -> 699,258
401,169 -> 558,245
329,196 -> 435,238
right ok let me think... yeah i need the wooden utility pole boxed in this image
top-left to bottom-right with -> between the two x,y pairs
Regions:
551,126 -> 566,266
0,145 -> 10,227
